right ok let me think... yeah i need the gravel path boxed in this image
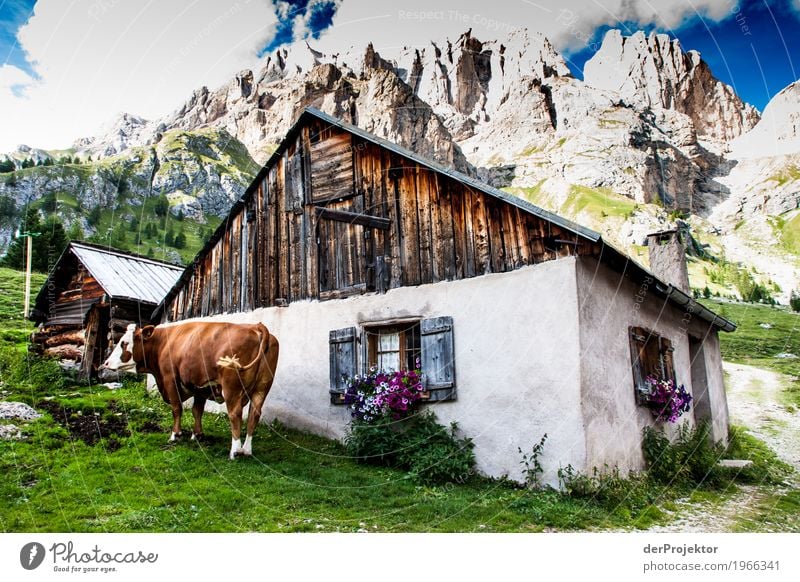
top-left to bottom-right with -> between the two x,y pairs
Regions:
643,362 -> 798,532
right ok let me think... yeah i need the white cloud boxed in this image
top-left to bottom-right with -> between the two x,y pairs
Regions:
1,0 -> 277,152
0,64 -> 37,98
313,0 -> 737,59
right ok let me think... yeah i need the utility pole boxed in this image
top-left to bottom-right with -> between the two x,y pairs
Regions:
16,229 -> 40,319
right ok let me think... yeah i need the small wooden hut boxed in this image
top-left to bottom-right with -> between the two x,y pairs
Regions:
29,242 -> 183,379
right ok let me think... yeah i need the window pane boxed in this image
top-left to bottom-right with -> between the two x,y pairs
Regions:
379,333 -> 399,351
378,351 -> 400,371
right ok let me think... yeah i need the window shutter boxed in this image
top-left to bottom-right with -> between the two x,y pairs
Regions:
420,316 -> 456,401
629,326 -> 648,404
329,327 -> 357,403
660,337 -> 676,384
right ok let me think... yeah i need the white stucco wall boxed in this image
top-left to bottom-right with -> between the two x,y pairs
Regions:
575,257 -> 730,473
163,257 -> 587,484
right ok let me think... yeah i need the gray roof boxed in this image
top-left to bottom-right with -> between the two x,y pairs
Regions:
68,242 -> 183,304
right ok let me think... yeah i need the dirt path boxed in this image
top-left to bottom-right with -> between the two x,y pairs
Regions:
644,362 -> 798,532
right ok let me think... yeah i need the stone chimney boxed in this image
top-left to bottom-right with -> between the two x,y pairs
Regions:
647,229 -> 690,294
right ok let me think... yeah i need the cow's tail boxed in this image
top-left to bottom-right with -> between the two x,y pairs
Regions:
217,327 -> 268,371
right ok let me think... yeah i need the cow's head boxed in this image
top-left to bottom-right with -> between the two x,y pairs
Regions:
102,324 -> 156,373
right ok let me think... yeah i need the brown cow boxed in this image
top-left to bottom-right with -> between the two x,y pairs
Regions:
102,322 -> 279,459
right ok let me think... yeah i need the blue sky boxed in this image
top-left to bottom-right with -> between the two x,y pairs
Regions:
0,0 -> 36,78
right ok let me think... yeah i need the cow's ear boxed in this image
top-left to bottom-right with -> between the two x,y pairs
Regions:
141,325 -> 156,340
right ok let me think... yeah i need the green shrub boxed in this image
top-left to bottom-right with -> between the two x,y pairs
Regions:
344,415 -> 404,466
344,410 -> 475,485
642,423 -> 724,486
557,464 -> 656,512
519,433 -> 548,489
399,412 -> 475,485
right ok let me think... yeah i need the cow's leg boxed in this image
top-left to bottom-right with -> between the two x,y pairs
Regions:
222,381 -> 244,460
161,373 -> 183,442
242,389 -> 267,456
191,395 -> 207,440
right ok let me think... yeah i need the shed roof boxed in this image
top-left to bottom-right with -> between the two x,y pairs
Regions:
33,242 -> 183,312
68,242 -> 184,303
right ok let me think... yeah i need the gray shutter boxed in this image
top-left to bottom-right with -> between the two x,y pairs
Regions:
420,316 -> 456,401
329,327 -> 357,403
629,326 -> 648,405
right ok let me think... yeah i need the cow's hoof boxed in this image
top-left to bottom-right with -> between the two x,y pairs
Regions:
168,432 -> 182,443
191,432 -> 204,441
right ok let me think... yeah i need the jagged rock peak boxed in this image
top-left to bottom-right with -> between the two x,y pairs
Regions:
584,29 -> 759,142
732,80 -> 800,158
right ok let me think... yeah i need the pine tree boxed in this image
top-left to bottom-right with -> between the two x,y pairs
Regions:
87,205 -> 102,227
1,207 -> 41,269
173,231 -> 187,249
0,159 -> 14,173
154,194 -> 169,217
67,221 -> 84,241
37,218 -> 68,272
165,225 -> 175,246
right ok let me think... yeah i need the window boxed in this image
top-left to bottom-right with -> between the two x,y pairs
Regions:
629,326 -> 675,404
329,316 -> 456,403
365,322 -> 421,372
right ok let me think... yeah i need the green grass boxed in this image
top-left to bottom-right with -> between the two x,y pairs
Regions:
0,270 -> 797,532
770,211 -> 800,256
0,267 -> 45,349
0,376 -> 683,533
561,185 -> 637,219
733,490 -> 800,532
768,165 -> 800,187
701,300 -> 800,405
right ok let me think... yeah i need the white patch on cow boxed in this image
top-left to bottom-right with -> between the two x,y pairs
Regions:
102,324 -> 137,373
169,431 -> 179,442
229,438 -> 243,460
242,435 -> 253,456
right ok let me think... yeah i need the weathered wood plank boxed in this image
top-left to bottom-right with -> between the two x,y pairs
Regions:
313,206 -> 391,230
436,174 -> 457,280
416,165 -> 433,284
397,160 -> 420,286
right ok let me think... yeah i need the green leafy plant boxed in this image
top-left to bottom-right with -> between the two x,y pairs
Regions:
518,433 -> 548,489
642,423 -> 724,486
345,410 -> 475,485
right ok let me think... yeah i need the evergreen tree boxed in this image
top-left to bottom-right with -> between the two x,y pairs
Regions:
173,231 -> 187,249
0,159 -> 14,173
165,225 -> 175,247
154,194 -> 169,217
129,216 -> 140,232
37,217 -> 68,272
87,205 -> 102,227
791,291 -> 800,313
1,207 -> 41,269
176,209 -> 185,221
67,221 -> 84,241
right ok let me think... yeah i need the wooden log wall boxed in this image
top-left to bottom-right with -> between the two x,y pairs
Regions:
165,121 -> 600,322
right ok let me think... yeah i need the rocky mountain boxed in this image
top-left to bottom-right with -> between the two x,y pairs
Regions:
2,27 -> 799,301
584,30 -> 759,143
